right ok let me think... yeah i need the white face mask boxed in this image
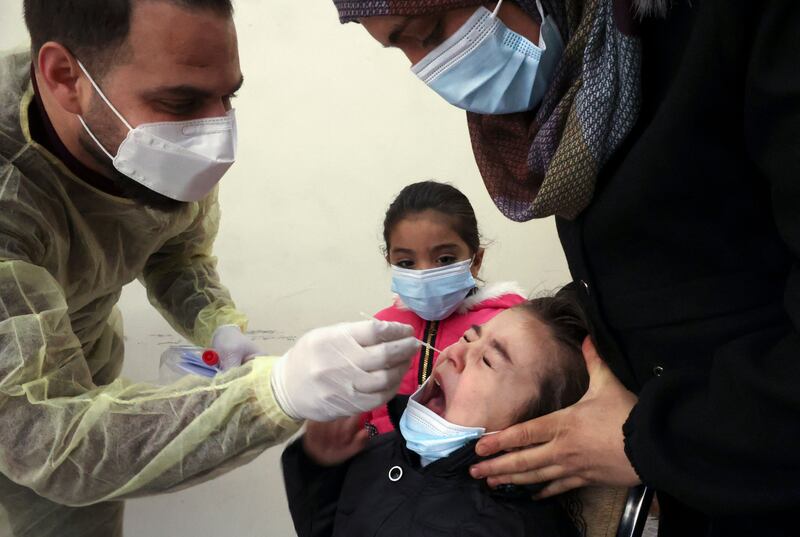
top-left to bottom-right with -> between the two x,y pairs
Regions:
76,61 -> 237,202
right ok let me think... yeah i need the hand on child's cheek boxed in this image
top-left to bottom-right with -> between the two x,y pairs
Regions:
468,338 -> 641,498
303,416 -> 369,467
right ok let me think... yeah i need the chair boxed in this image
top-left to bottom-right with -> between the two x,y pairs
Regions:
561,485 -> 654,537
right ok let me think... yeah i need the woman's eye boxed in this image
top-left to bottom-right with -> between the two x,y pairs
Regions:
482,357 -> 493,369
438,255 -> 457,265
423,20 -> 445,48
397,260 -> 414,268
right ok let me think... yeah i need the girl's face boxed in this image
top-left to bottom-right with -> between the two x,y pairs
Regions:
417,308 -> 556,431
387,210 -> 483,276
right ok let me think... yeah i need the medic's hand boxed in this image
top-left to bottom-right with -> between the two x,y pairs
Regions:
212,325 -> 262,370
270,320 -> 419,422
469,337 -> 641,498
303,417 -> 370,467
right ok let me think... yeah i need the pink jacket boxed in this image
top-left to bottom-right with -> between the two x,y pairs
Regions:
362,282 -> 526,435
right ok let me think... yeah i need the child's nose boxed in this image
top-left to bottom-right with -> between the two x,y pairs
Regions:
447,343 -> 467,373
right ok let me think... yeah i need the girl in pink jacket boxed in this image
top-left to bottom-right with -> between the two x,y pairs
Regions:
364,181 -> 526,434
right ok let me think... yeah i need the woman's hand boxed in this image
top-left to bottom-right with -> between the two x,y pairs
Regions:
303,416 -> 370,467
469,337 -> 642,498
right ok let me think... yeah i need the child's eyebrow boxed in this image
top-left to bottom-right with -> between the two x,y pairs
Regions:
430,243 -> 460,253
471,325 -> 513,365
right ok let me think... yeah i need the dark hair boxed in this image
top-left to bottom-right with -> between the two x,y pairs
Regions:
515,288 -> 591,421
24,0 -> 234,76
383,181 -> 481,255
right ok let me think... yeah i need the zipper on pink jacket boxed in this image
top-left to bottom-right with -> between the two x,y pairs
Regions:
417,320 -> 440,385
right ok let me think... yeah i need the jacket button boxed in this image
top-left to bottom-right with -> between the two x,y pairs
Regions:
388,466 -> 403,482
580,280 -> 590,296
653,365 -> 664,377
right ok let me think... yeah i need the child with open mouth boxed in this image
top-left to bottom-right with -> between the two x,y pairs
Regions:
282,289 -> 590,537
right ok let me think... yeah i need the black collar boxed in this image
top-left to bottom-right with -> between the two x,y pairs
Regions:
386,394 -> 546,497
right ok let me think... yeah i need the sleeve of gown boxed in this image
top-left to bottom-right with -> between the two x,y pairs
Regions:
140,188 -> 248,347
622,1 -> 800,516
281,436 -> 350,537
0,254 -> 300,506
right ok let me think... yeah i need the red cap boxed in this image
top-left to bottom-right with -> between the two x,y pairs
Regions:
202,349 -> 220,367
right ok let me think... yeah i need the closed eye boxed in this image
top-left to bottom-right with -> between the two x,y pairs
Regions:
422,19 -> 445,48
158,99 -> 202,115
482,356 -> 493,369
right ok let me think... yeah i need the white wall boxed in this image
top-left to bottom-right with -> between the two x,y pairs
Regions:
0,1 -> 569,535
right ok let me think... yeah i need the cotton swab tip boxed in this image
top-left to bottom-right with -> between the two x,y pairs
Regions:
358,312 -> 443,353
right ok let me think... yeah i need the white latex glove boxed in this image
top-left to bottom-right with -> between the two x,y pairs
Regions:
211,325 -> 262,370
270,320 -> 419,421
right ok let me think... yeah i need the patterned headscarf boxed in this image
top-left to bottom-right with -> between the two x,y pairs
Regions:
333,0 -> 641,221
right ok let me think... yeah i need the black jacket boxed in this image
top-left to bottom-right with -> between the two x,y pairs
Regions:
281,399 -> 578,537
557,1 -> 800,535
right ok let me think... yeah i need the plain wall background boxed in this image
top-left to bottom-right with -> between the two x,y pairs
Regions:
0,1 -> 570,535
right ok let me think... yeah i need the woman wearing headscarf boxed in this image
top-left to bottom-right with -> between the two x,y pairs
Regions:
329,1 -> 800,535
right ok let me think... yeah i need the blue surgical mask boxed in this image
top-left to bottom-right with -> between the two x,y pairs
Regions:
400,379 -> 486,466
411,0 -> 564,115
391,258 -> 476,321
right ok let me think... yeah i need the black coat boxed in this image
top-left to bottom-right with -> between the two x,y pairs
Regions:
556,1 -> 800,535
281,399 -> 578,537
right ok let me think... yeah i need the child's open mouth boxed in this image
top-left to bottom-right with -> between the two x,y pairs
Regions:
418,374 -> 447,417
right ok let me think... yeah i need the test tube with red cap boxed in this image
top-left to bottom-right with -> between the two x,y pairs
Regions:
202,349 -> 220,367
159,345 -> 221,383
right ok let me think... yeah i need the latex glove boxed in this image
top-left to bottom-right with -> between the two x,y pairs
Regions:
270,320 -> 419,422
211,325 -> 262,370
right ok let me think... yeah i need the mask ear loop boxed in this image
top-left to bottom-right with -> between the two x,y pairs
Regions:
75,60 -> 135,160
76,60 -> 134,131
535,0 -> 545,19
491,0 -> 504,18
535,0 -> 548,49
75,58 -> 139,160
77,115 -> 114,160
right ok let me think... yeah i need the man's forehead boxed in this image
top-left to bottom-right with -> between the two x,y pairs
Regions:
128,2 -> 237,64
120,1 -> 240,89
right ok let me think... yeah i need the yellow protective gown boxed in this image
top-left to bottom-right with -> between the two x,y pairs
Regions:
0,50 -> 300,536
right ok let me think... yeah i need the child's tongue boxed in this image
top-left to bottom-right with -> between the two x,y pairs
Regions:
418,377 -> 446,417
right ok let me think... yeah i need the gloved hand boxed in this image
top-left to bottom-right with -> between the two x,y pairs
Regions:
270,320 -> 419,421
211,325 -> 263,370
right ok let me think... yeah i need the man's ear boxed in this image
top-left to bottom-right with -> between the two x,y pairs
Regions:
471,247 -> 485,276
37,42 -> 86,115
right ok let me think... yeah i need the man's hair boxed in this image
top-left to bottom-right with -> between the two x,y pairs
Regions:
24,0 -> 234,76
515,288 -> 591,421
